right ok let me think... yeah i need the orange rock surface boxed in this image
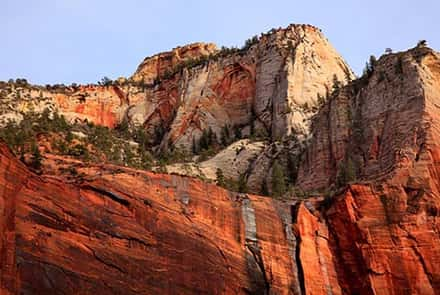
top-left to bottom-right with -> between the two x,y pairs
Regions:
1,27 -> 440,295
0,143 -> 300,294
2,131 -> 440,294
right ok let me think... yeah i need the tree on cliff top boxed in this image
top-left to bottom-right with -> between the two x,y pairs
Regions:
98,76 -> 113,86
417,40 -> 427,47
362,55 -> 378,78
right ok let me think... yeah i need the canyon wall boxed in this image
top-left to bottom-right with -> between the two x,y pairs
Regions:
1,25 -> 440,294
0,24 -> 352,149
1,124 -> 439,294
0,142 -> 308,294
297,46 -> 440,192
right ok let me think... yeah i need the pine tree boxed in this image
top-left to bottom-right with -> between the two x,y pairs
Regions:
30,142 -> 42,172
238,173 -> 248,193
363,55 -> 377,77
369,55 -> 377,68
417,40 -> 427,47
216,168 -> 226,187
261,181 -> 269,196
271,160 -> 286,198
221,124 -> 231,146
332,74 -> 341,92
234,126 -> 242,140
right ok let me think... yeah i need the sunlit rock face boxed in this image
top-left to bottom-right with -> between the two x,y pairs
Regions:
2,24 -> 440,295
0,24 -> 352,150
297,47 -> 440,192
1,139 -> 440,294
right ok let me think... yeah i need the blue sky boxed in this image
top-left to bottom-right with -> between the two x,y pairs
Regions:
1,0 -> 439,84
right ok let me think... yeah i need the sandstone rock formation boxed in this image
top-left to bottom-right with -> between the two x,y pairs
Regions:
0,142 -> 301,294
297,46 -> 440,192
1,25 -> 440,295
166,139 -> 267,181
0,24 -> 352,149
293,46 -> 440,294
1,127 -> 439,294
131,42 -> 218,84
0,24 -> 354,194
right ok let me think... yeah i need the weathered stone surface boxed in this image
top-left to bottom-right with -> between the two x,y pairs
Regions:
297,47 -> 440,192
131,42 -> 218,84
293,46 -> 440,294
166,139 -> 267,185
327,184 -> 440,294
0,24 -> 352,150
2,26 -> 440,295
0,143 -> 301,294
0,24 -> 353,194
2,130 -> 440,294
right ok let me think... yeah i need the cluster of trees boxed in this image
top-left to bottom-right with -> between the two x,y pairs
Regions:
0,109 -> 72,172
191,125 -> 240,158
156,55 -> 213,82
8,78 -> 29,86
215,168 -> 248,193
0,108 -> 158,172
241,35 -> 259,51
214,155 -> 300,199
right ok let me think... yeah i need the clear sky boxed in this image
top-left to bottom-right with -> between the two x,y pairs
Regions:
2,0 -> 439,84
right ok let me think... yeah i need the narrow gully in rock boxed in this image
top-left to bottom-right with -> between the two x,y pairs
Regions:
241,196 -> 271,294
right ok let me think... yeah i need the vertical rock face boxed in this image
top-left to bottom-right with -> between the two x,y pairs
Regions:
0,144 -> 29,295
0,143 -> 303,294
326,184 -> 440,294
157,24 -> 353,147
2,132 -> 439,294
297,47 -> 440,192
293,46 -> 440,294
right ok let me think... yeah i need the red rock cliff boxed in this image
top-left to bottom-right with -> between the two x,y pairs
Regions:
0,142 -> 304,294
294,46 -> 440,294
1,30 -> 440,295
